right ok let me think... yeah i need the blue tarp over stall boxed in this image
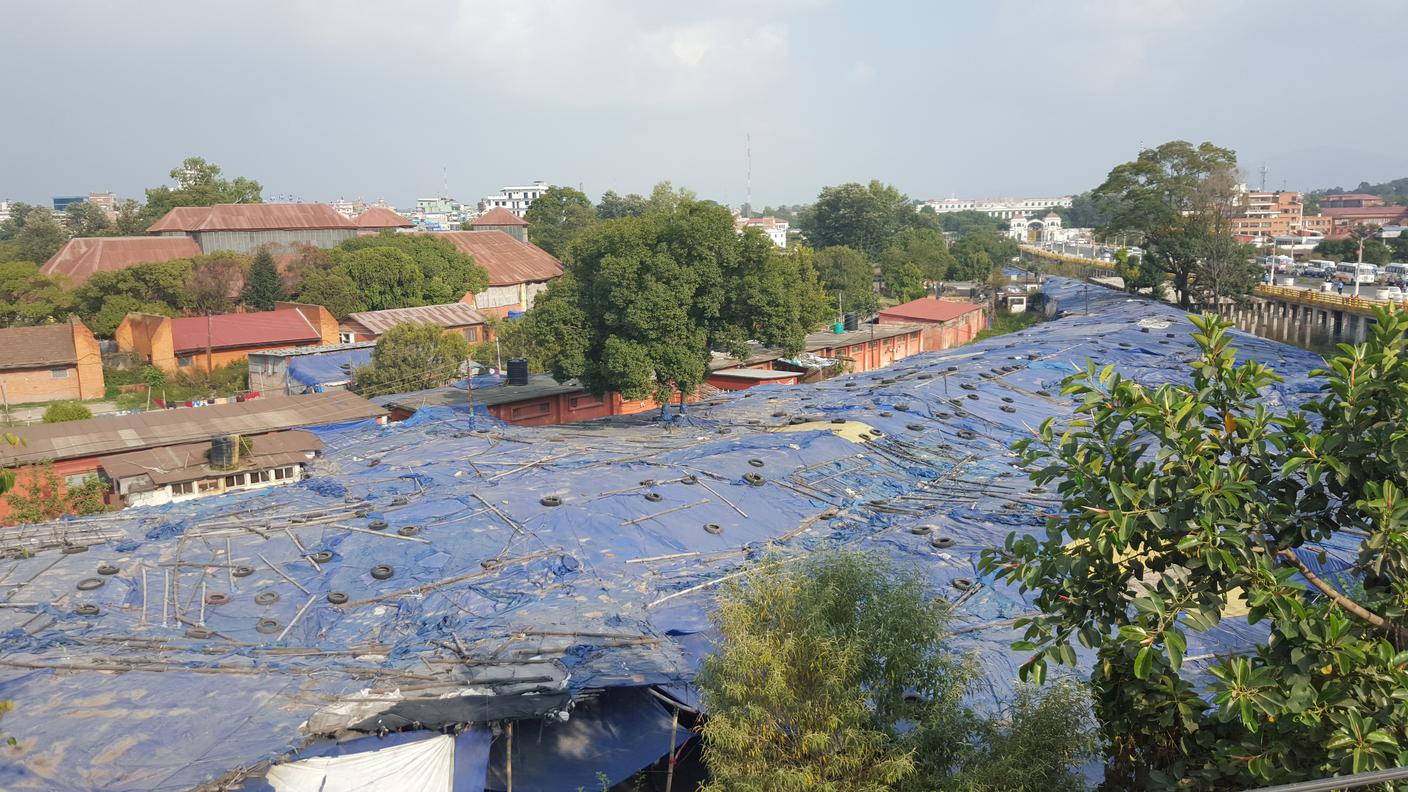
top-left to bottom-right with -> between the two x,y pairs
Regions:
287,348 -> 375,389
0,277 -> 1342,791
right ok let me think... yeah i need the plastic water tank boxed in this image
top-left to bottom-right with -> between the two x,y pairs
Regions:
843,312 -> 858,331
506,358 -> 529,386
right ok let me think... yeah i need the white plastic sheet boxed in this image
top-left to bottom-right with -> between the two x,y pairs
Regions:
266,733 -> 454,792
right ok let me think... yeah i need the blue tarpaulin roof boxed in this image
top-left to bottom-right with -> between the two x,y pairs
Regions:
287,348 -> 375,388
0,277 -> 1340,791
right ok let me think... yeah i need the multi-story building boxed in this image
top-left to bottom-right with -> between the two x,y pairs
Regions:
919,196 -> 1072,219
478,181 -> 549,218
1320,193 -> 1385,209
1228,191 -> 1331,242
735,216 -> 789,248
330,197 -> 395,219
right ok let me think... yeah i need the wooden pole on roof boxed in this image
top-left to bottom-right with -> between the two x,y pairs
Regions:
505,721 -> 513,792
665,705 -> 679,792
206,313 -> 214,374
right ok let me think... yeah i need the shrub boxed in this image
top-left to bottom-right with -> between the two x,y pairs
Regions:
42,401 -> 92,423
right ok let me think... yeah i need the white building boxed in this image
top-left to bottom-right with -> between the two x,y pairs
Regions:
921,195 -> 1073,220
330,197 -> 395,219
478,181 -> 549,218
735,216 -> 790,248
1007,212 -> 1071,243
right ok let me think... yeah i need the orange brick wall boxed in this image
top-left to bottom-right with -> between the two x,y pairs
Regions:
71,319 -> 105,400
0,457 -> 103,524
275,302 -> 340,346
0,366 -> 83,404
115,314 -> 177,371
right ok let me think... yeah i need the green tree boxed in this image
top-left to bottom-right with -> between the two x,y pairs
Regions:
333,247 -> 425,311
937,210 -> 1004,235
6,464 -> 107,523
353,322 -> 471,397
188,252 -> 250,315
0,202 -> 38,241
13,208 -> 70,264
105,199 -> 149,236
814,245 -> 878,316
42,401 -> 92,423
64,201 -> 111,237
74,258 -> 193,319
527,200 -> 821,407
242,251 -> 286,310
698,552 -> 1097,792
336,232 -> 487,303
523,186 -> 598,258
880,227 -> 957,282
799,180 -> 929,254
89,295 -> 177,337
142,156 -> 262,223
981,311 -> 1408,787
1093,140 -> 1241,308
296,268 -> 364,319
0,261 -> 74,325
596,190 -> 649,220
644,181 -> 697,215
881,259 -> 926,302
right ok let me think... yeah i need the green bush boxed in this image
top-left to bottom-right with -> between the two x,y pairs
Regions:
42,401 -> 92,423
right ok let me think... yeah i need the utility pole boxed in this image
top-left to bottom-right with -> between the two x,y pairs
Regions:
206,313 -> 214,373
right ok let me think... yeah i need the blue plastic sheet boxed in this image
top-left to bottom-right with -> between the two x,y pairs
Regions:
287,348 -> 374,388
0,277 -> 1339,790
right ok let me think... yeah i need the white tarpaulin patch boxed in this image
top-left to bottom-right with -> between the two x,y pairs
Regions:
266,734 -> 454,792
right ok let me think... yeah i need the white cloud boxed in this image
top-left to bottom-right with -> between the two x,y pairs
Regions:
287,1 -> 793,109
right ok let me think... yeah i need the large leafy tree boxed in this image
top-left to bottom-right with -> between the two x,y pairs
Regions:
596,189 -> 649,220
936,210 -> 1004,235
814,245 -> 878,316
352,322 -> 471,397
295,269 -> 364,319
1093,140 -> 1241,308
242,251 -> 286,310
879,227 -> 956,283
142,157 -> 262,223
74,258 -> 194,325
63,201 -> 111,237
698,551 -> 1097,792
12,208 -> 70,264
799,180 -> 934,254
982,311 -> 1408,787
527,200 -> 825,406
335,232 -> 487,303
0,261 -> 74,325
188,252 -> 250,315
523,186 -> 598,258
333,247 -> 425,311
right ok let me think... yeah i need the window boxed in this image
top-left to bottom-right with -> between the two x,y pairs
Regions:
274,466 -> 293,481
177,355 -> 194,368
339,332 -> 355,344
510,401 -> 551,419
224,474 -> 246,488
171,481 -> 194,496
50,367 -> 69,379
463,327 -> 479,342
250,469 -> 271,484
64,473 -> 95,488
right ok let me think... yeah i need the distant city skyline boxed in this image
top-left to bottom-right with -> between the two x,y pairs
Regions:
4,1 -> 1408,208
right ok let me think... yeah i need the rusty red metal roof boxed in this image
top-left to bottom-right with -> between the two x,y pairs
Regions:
343,303 -> 487,337
877,297 -> 983,324
169,309 -> 322,354
471,207 -> 528,227
146,207 -> 213,233
432,231 -> 563,287
41,236 -> 202,284
147,203 -> 356,233
354,207 -> 413,228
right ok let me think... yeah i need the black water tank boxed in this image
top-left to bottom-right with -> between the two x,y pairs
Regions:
506,358 -> 529,386
209,435 -> 237,467
843,312 -> 858,331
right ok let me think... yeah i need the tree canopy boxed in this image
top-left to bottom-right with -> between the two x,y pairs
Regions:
142,157 -> 262,223
295,268 -> 364,319
526,200 -> 829,405
523,186 -> 598,258
241,251 -> 286,311
814,245 -> 878,315
982,312 -> 1408,787
799,180 -> 937,254
1093,140 -> 1244,308
352,322 -> 471,397
332,247 -> 425,312
11,208 -> 69,264
335,232 -> 488,304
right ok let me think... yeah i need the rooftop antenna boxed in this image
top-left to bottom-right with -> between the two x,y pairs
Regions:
746,133 -> 752,217
442,165 -> 449,199
1260,164 -> 1269,192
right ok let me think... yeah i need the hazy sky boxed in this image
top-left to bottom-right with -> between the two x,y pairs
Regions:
4,0 -> 1407,209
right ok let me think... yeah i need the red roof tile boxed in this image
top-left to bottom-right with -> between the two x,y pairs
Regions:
355,207 -> 413,228
343,303 -> 487,337
471,207 -> 528,227
169,309 -> 322,354
41,236 -> 202,284
147,203 -> 355,233
877,297 -> 983,324
1323,206 -> 1408,219
431,231 -> 564,287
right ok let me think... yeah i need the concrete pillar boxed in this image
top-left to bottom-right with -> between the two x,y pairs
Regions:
1353,315 -> 1368,345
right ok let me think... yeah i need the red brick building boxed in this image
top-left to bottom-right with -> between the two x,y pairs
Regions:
116,302 -> 340,374
0,319 -> 105,405
877,297 -> 985,351
339,303 -> 492,344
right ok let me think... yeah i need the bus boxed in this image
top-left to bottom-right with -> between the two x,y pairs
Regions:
1334,262 -> 1378,284
1385,262 -> 1408,279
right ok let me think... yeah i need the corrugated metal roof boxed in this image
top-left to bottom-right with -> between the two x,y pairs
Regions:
433,231 -> 563,287
147,204 -> 356,233
0,322 -> 79,370
877,297 -> 983,324
805,323 -> 925,349
343,303 -> 487,337
354,207 -> 413,228
40,236 -> 203,284
0,391 -> 384,466
471,207 -> 528,227
169,309 -> 321,354
146,207 -> 213,233
97,429 -> 323,485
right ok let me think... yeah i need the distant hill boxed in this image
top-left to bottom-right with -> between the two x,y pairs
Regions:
1306,177 -> 1408,208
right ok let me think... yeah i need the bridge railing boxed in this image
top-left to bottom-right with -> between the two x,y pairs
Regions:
1254,284 -> 1407,314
